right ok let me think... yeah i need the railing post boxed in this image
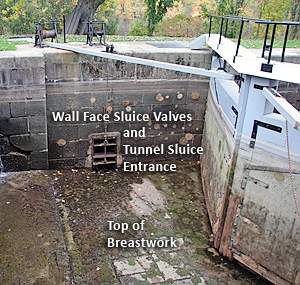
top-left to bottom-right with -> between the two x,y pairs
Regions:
281,24 -> 290,62
262,23 -> 269,58
267,23 -> 277,64
63,15 -> 66,43
218,17 -> 224,47
233,19 -> 245,63
224,18 -> 229,37
208,15 -> 212,38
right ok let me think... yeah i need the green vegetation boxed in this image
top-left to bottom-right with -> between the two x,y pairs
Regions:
145,0 -> 180,35
3,35 -> 300,52
0,0 -> 300,50
58,34 -> 192,42
240,39 -> 300,49
0,0 -> 300,40
96,0 -> 119,35
0,37 -> 16,51
128,20 -> 148,36
155,14 -> 203,37
0,37 -> 31,51
0,0 -> 74,35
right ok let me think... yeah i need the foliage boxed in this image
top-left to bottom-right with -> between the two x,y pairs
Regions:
253,0 -> 292,37
155,14 -> 204,37
200,0 -> 247,38
290,0 -> 300,38
128,19 -> 148,36
199,0 -> 247,17
0,0 -> 298,41
145,0 -> 180,36
257,0 -> 291,20
96,0 -> 119,34
0,0 -> 75,35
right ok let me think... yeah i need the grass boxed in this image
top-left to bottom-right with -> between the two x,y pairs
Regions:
0,37 -> 16,51
1,34 -> 300,51
240,38 -> 300,49
63,35 -> 300,49
0,34 -> 192,51
0,36 -> 30,51
58,34 -> 192,43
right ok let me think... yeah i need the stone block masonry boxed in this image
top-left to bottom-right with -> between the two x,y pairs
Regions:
0,54 -> 48,171
0,46 -> 211,171
2,46 -> 298,171
46,79 -> 208,169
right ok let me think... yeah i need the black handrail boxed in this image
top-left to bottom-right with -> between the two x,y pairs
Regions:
218,17 -> 224,45
208,15 -> 300,66
255,19 -> 300,62
281,25 -> 290,62
268,24 -> 277,64
233,19 -> 246,63
261,23 -> 270,58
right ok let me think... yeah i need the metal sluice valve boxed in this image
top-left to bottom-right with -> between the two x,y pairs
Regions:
34,19 -> 58,47
85,20 -> 114,53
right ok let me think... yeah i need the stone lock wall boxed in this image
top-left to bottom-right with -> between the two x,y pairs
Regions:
46,79 -> 208,169
1,47 -> 299,172
0,54 -> 48,171
0,48 -> 211,171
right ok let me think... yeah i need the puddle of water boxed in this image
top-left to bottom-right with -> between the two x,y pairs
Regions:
0,156 -> 8,182
0,172 -> 7,179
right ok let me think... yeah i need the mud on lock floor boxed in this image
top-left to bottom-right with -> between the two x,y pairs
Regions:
0,161 -> 270,285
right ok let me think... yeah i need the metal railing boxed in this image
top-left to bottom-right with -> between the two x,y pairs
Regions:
208,15 -> 300,64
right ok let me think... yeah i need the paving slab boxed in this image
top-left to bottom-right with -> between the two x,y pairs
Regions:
114,258 -> 145,276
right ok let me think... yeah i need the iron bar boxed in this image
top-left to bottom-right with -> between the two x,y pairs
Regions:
281,24 -> 290,62
218,17 -> 224,46
211,15 -> 254,22
233,19 -> 245,63
262,23 -> 269,58
211,15 -> 299,26
208,16 -> 212,37
63,15 -> 66,43
103,21 -> 106,45
225,19 -> 229,37
268,23 -> 277,64
255,19 -> 299,25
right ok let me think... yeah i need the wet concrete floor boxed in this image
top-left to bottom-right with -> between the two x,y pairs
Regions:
0,162 -> 270,285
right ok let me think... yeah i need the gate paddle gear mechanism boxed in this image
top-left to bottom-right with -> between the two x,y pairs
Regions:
85,20 -> 114,53
35,19 -> 58,48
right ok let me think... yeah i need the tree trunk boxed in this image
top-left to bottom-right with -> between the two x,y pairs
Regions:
290,0 -> 300,39
65,0 -> 105,34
